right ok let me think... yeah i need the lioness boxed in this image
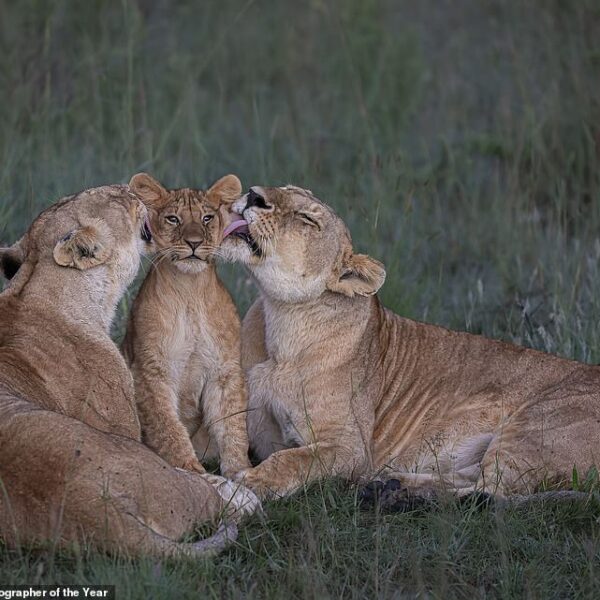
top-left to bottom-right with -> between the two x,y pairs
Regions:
122,173 -> 251,478
0,186 -> 248,558
222,185 -> 600,501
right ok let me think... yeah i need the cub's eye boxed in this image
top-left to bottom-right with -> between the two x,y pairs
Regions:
165,215 -> 180,225
202,214 -> 214,224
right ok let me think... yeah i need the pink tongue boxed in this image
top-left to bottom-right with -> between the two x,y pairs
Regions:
223,218 -> 249,238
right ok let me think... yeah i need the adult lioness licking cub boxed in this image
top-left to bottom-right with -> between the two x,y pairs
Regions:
122,173 -> 251,478
0,186 -> 237,558
223,185 -> 600,501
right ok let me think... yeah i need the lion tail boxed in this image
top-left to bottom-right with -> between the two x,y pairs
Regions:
130,520 -> 238,560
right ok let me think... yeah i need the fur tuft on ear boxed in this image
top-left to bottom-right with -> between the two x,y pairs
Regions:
207,174 -> 243,205
53,220 -> 112,270
0,237 -> 25,281
129,173 -> 168,208
327,252 -> 386,298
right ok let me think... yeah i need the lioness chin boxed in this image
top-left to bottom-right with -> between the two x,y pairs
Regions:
0,186 -> 250,558
222,185 -> 600,501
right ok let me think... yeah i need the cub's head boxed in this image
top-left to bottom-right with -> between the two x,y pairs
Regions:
129,173 -> 242,274
222,185 -> 386,303
0,185 -> 153,294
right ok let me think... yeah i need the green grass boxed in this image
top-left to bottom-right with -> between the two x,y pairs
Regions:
1,0 -> 600,597
3,481 -> 600,599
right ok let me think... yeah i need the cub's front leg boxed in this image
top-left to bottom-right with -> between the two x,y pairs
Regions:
202,363 -> 251,478
133,365 -> 205,473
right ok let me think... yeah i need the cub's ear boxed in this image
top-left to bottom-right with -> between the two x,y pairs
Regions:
0,238 -> 25,280
327,252 -> 386,297
53,221 -> 112,270
129,173 -> 168,208
207,174 -> 242,205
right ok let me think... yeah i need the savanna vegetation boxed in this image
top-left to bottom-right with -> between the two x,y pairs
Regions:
1,1 -> 599,597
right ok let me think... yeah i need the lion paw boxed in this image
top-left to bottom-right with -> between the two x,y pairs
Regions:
201,473 -> 262,519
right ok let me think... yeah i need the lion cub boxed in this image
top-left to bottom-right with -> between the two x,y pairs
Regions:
122,173 -> 251,478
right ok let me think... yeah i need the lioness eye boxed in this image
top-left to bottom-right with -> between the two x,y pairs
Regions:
165,215 -> 180,225
202,214 -> 214,224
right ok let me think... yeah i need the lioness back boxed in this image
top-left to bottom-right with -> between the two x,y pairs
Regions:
122,173 -> 251,478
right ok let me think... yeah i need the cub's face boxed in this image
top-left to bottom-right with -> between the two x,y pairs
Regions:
129,173 -> 242,274
222,185 -> 386,303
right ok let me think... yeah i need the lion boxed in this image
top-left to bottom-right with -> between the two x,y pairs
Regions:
122,173 -> 251,479
0,185 -> 256,558
222,184 -> 600,502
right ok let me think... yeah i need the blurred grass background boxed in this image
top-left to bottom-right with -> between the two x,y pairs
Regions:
1,0 -> 600,597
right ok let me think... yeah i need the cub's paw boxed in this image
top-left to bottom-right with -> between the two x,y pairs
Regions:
180,457 -> 206,474
202,473 -> 262,520
172,456 -> 206,475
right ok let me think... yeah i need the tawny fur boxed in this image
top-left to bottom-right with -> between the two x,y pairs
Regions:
223,185 -> 600,500
0,186 -> 239,558
122,173 -> 251,478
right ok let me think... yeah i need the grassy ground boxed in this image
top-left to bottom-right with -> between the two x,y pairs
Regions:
1,0 -> 600,597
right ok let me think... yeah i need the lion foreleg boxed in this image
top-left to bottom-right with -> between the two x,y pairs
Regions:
134,370 -> 204,473
233,442 -> 360,499
201,366 -> 252,478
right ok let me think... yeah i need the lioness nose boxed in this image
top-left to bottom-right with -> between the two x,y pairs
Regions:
185,239 -> 202,251
246,188 -> 269,210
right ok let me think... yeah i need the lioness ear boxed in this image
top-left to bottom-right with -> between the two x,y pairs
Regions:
207,174 -> 242,205
53,222 -> 112,270
129,173 -> 168,208
0,238 -> 25,281
327,253 -> 386,297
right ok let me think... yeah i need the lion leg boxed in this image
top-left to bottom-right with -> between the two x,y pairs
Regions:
134,370 -> 204,473
201,368 -> 251,479
234,442 -> 361,499
246,391 -> 286,462
474,373 -> 600,496
191,423 -> 219,463
241,300 -> 285,461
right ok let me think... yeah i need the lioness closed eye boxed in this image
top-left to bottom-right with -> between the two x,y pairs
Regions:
122,173 -> 251,479
222,184 -> 600,502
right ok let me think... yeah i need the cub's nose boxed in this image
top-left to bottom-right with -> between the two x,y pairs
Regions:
185,239 -> 202,251
245,188 -> 270,210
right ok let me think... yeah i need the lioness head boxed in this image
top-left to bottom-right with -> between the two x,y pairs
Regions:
0,185 -> 153,294
129,173 -> 242,274
222,185 -> 386,303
